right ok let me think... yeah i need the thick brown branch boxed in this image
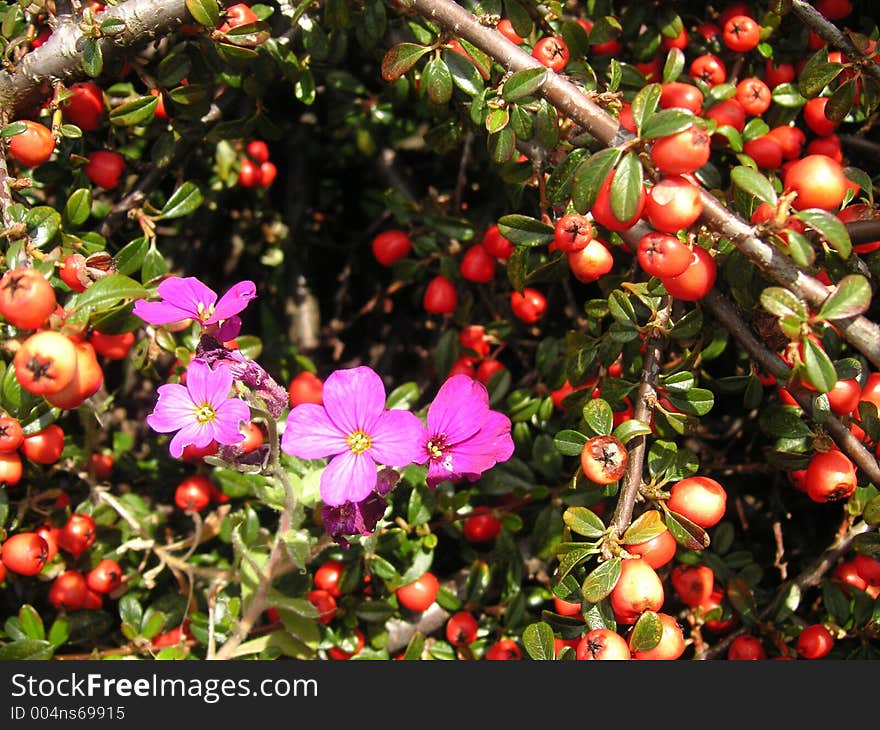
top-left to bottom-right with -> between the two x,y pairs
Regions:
0,0 -> 235,117
407,0 -> 880,369
611,299 -> 671,538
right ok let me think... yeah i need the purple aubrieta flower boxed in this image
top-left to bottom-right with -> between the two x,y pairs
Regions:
133,276 -> 257,331
147,358 -> 251,458
423,374 -> 515,490
280,366 -> 425,506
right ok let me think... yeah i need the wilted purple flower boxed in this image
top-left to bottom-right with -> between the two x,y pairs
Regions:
147,358 -> 251,458
280,366 -> 425,506
322,493 -> 389,547
197,334 -> 289,419
423,374 -> 514,489
133,276 -> 256,330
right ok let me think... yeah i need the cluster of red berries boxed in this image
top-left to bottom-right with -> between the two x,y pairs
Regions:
238,140 -> 278,189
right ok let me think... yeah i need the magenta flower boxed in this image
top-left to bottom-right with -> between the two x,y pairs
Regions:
147,359 -> 251,459
280,366 -> 426,506
133,276 -> 256,330
423,374 -> 514,489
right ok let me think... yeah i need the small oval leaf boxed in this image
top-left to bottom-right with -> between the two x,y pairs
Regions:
581,558 -> 621,604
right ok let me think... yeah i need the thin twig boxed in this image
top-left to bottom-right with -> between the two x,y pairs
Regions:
611,299 -> 672,538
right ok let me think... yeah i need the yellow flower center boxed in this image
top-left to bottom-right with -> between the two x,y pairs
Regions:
194,403 -> 216,424
347,430 -> 372,455
426,433 -> 449,461
196,302 -> 215,322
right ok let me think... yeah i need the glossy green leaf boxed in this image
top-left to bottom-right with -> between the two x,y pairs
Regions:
726,576 -> 759,626
535,100 -> 559,149
622,510 -> 667,545
610,152 -> 643,224
546,149 -> 589,207
444,49 -> 483,97
186,0 -> 221,26
18,605 -> 45,641
485,107 -> 510,134
664,507 -> 710,550
222,21 -> 271,48
631,83 -> 661,133
497,214 -> 554,246
522,621 -> 555,660
109,95 -> 159,127
571,147 -> 621,214
556,546 -> 594,583
628,610 -> 662,653
554,429 -> 588,456
502,67 -> 548,102
581,558 -> 621,604
563,506 -> 605,538
115,237 -> 150,276
818,275 -> 872,321
0,639 -> 54,660
665,388 -> 714,416
386,381 -> 419,410
640,109 -> 694,140
731,165 -> 778,206
82,38 -> 103,77
772,82 -> 807,108
802,335 -> 837,393
26,207 -> 61,248
158,182 -> 204,219
422,57 -> 453,105
662,47 -> 685,83
612,418 -> 652,445
381,43 -> 430,82
760,286 -> 807,320
64,189 -> 92,227
99,18 -> 126,36
795,208 -> 851,258
826,78 -> 857,122
583,398 -> 614,437
797,54 -> 844,99
487,126 -> 515,164
72,274 -> 148,313
1,121 -> 27,138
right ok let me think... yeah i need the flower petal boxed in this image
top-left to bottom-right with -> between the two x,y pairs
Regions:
184,359 -> 224,408
447,411 -> 514,479
214,316 -> 242,342
322,366 -> 387,435
426,460 -> 459,490
146,383 -> 195,433
427,374 -> 488,444
369,409 -> 429,466
320,450 -> 377,507
206,281 -> 257,324
211,398 -> 252,446
169,422 -> 212,459
281,404 -> 348,459
132,299 -> 195,326
157,277 -> 218,318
